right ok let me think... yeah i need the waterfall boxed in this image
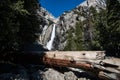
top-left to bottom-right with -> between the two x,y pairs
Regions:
46,24 -> 56,50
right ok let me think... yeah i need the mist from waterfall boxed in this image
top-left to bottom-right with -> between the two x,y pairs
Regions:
46,24 -> 56,50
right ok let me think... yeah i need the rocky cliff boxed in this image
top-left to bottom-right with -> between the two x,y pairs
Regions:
39,0 -> 106,50
36,7 -> 57,46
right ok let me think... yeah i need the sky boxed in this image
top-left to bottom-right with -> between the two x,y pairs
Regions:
40,0 -> 84,18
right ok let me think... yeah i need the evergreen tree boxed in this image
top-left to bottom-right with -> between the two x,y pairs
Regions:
63,0 -> 120,57
92,0 -> 120,57
105,0 -> 120,57
0,0 -> 40,57
0,0 -> 28,52
64,22 -> 85,51
18,0 -> 40,48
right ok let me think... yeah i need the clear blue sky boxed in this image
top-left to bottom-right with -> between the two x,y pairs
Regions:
39,0 -> 84,17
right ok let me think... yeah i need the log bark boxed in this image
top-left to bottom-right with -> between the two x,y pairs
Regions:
45,51 -> 105,60
98,71 -> 120,80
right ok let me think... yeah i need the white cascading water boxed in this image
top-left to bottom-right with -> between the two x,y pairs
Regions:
46,24 -> 56,50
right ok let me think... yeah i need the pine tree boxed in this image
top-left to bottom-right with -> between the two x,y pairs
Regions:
0,0 -> 40,59
64,22 -> 85,51
106,0 -> 120,57
18,0 -> 40,47
0,0 -> 28,52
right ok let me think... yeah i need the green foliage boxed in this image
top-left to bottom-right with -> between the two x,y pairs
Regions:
91,7 -> 107,50
0,0 -> 40,53
105,0 -> 120,56
0,0 -> 25,51
10,1 -> 29,15
86,0 -> 120,57
64,22 -> 85,51
83,0 -> 119,57
64,0 -> 120,57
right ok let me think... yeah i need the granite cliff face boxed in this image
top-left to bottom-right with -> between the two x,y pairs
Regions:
36,7 -> 57,46
36,7 -> 59,50
38,0 -> 106,50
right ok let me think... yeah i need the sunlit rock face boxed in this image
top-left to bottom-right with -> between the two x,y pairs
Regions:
36,6 -> 58,50
51,0 -> 106,50
46,24 -> 56,50
39,0 -> 106,50
37,0 -> 106,50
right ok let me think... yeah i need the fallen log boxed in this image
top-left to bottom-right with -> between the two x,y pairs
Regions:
1,51 -> 120,80
41,51 -> 105,70
43,56 -> 92,70
45,51 -> 105,60
43,52 -> 120,80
